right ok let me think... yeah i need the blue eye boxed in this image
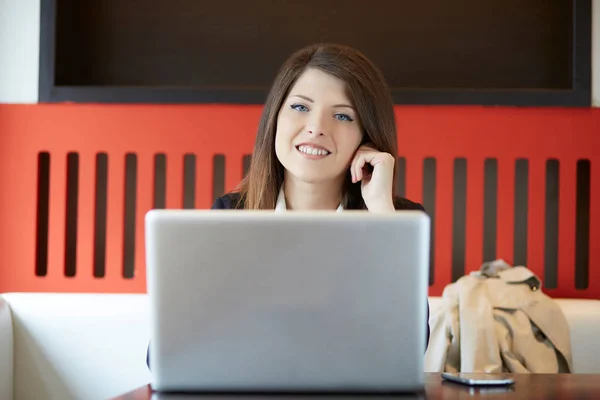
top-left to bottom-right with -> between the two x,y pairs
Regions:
335,114 -> 354,122
291,104 -> 309,112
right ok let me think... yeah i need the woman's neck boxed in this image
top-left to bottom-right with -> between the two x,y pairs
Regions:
282,173 -> 344,210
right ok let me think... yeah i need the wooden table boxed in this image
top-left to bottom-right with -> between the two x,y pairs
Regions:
111,373 -> 600,399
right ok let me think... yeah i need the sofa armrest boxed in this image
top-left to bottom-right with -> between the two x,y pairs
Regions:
4,293 -> 151,400
556,299 -> 600,373
0,296 -> 14,400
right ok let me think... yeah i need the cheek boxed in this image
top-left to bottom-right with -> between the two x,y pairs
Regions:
275,115 -> 296,144
274,118 -> 295,162
274,128 -> 284,159
335,127 -> 363,160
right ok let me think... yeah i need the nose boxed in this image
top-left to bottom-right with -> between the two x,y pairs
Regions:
306,111 -> 328,136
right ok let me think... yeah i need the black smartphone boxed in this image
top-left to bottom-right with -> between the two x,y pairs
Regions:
441,372 -> 515,386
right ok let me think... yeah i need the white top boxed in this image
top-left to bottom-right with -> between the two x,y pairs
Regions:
275,186 -> 344,212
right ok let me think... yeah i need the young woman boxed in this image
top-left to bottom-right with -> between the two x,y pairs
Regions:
213,43 -> 430,346
148,43 -> 429,368
213,43 -> 425,215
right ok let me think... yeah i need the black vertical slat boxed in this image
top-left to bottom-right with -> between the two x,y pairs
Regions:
395,157 -> 406,198
93,153 -> 108,278
183,154 -> 196,209
422,158 -> 436,286
243,155 -> 252,177
153,154 -> 166,209
123,153 -> 137,279
513,159 -> 529,266
452,158 -> 467,281
64,152 -> 79,277
483,158 -> 498,262
575,159 -> 590,290
545,159 -> 559,289
213,155 -> 225,201
35,152 -> 51,277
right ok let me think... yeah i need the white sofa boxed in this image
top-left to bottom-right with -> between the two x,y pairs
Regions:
1,293 -> 599,400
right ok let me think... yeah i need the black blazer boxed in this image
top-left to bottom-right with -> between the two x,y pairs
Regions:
147,193 -> 431,368
212,192 -> 426,212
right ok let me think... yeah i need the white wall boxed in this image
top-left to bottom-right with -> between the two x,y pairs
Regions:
0,0 -> 598,106
0,0 -> 40,103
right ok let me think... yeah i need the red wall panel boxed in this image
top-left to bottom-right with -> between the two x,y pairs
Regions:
0,104 -> 598,298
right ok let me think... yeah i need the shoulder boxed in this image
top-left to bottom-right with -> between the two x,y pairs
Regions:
392,196 -> 425,212
211,192 -> 244,209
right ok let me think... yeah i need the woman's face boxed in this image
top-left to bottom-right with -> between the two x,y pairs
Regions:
274,68 -> 363,185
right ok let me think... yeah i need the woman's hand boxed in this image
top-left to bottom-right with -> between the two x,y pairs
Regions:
350,144 -> 395,212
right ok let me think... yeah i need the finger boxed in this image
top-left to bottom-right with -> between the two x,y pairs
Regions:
350,154 -> 358,183
356,151 -> 379,182
365,152 -> 381,165
359,143 -> 377,152
362,152 -> 390,169
355,155 -> 366,182
358,153 -> 377,174
372,152 -> 394,167
352,149 -> 381,182
350,155 -> 359,183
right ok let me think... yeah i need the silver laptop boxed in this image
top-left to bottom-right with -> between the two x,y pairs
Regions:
145,209 -> 430,394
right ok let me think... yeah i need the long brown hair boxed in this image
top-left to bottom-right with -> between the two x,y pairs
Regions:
236,43 -> 398,210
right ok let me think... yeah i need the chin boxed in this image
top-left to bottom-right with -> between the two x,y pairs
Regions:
293,172 -> 327,184
287,168 -> 341,185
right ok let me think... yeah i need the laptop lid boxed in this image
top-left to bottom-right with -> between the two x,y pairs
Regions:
146,210 -> 430,393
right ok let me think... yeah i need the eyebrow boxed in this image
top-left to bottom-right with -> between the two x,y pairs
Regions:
290,94 -> 355,110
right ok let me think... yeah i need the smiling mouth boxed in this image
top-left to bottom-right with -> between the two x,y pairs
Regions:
295,145 -> 331,156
